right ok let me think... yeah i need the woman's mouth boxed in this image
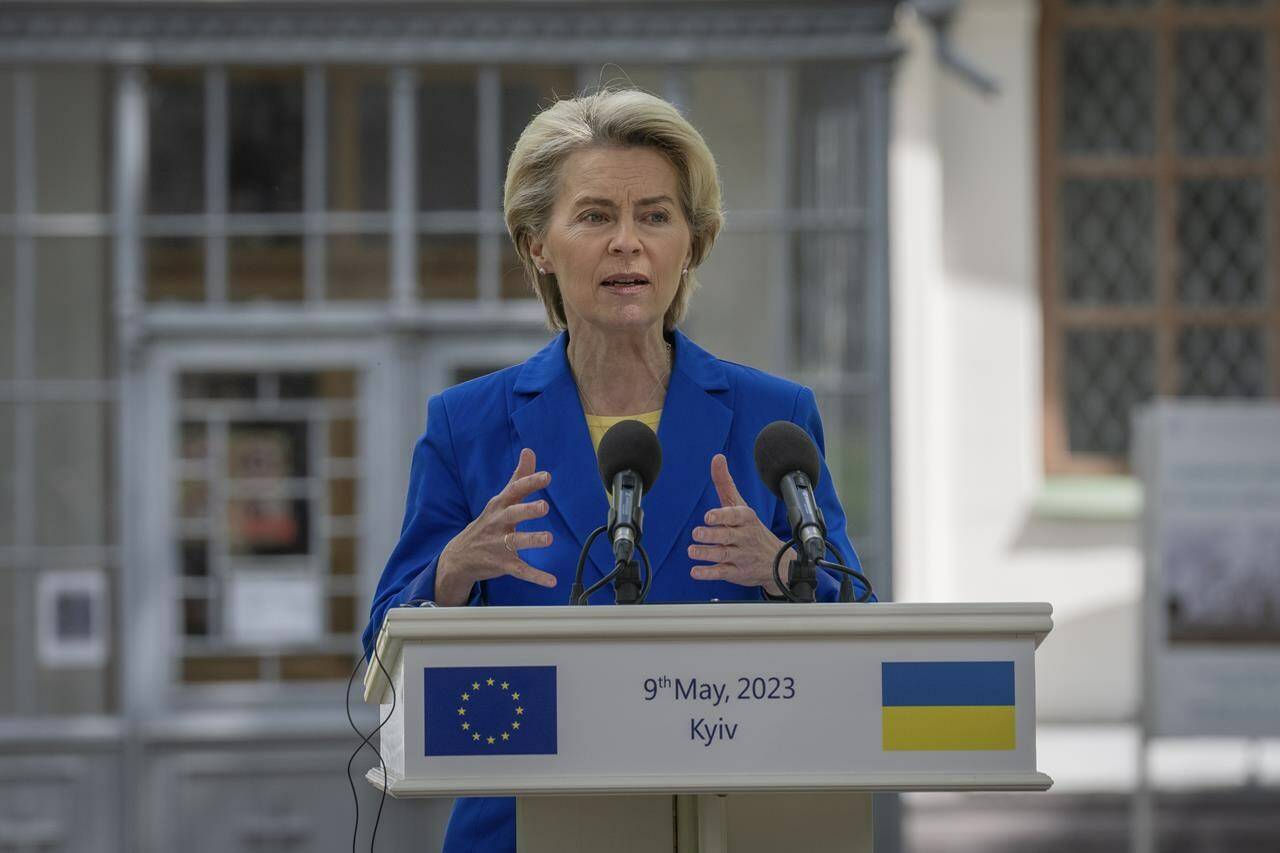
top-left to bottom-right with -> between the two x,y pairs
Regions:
600,274 -> 650,294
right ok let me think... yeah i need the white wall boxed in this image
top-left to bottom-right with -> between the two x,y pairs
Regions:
890,0 -> 1142,722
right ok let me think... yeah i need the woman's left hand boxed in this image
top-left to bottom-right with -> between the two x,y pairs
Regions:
687,453 -> 787,595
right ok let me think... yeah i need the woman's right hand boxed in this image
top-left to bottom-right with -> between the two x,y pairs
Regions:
434,447 -> 557,606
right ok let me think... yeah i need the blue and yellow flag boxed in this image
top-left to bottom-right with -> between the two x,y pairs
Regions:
881,661 -> 1015,751
424,666 -> 557,756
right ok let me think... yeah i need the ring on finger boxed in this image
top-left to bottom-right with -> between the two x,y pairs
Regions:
503,532 -> 516,552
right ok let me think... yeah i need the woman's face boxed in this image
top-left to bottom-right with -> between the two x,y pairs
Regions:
530,146 -> 693,336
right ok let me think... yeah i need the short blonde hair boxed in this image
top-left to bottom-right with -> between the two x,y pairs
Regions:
503,88 -> 724,331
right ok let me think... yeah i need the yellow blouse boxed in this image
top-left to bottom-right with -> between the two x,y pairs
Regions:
585,409 -> 662,453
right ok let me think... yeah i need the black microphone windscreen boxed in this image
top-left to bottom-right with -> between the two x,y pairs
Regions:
598,419 -> 663,491
753,420 -> 821,497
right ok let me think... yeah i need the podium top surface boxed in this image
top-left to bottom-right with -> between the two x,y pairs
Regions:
364,601 -> 1053,703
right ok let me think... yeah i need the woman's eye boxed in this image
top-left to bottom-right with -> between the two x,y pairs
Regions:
645,211 -> 670,224
581,211 -> 605,223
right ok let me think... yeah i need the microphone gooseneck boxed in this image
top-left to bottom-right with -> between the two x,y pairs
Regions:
753,420 -> 874,603
566,420 -> 662,606
597,419 -> 663,566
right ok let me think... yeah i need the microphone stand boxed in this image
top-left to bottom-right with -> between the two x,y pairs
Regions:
613,557 -> 643,604
785,549 -> 819,603
610,501 -> 644,604
771,539 -> 874,603
568,525 -> 654,606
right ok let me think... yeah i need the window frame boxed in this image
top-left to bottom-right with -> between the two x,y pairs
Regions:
137,337 -> 399,709
1039,0 -> 1280,475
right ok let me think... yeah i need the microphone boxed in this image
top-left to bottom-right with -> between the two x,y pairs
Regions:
597,420 -> 663,566
754,421 -> 826,563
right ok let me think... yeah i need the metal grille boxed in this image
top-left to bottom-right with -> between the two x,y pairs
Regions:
789,63 -> 883,565
1043,0 -> 1280,473
1062,179 -> 1155,305
1177,179 -> 1267,306
1061,28 -> 1155,155
1064,328 -> 1156,456
1175,29 -> 1266,156
1177,326 -> 1267,397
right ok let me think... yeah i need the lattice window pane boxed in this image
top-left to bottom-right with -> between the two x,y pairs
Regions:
793,232 -> 865,375
327,233 -> 390,301
1176,29 -> 1267,156
811,391 -> 872,542
229,69 -> 304,213
419,67 -> 478,212
228,235 -> 304,302
1176,178 -> 1268,306
148,69 -> 204,214
1061,179 -> 1155,305
1177,326 -> 1268,397
146,237 -> 204,303
1064,328 -> 1155,456
501,67 -> 577,177
418,234 -> 479,300
1062,29 -> 1155,155
328,69 -> 388,212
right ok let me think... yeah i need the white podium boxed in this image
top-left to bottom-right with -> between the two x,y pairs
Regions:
363,602 -> 1053,852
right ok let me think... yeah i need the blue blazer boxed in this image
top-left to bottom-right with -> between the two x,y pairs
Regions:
363,329 -> 868,852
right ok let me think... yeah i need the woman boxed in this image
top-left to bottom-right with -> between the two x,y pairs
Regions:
364,87 -> 869,852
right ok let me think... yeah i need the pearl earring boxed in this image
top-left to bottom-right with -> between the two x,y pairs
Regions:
537,267 -> 546,275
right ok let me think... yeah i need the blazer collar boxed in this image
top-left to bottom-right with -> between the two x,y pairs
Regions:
510,329 -> 733,590
511,328 -> 729,395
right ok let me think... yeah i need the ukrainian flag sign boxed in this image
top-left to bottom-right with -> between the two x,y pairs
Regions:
881,661 -> 1016,751
424,665 -> 557,756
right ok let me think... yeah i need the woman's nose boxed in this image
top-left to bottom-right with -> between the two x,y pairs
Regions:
608,221 -> 642,255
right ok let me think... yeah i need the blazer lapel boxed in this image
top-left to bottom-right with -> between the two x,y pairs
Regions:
509,330 -> 734,591
511,335 -> 613,583
646,331 -> 732,583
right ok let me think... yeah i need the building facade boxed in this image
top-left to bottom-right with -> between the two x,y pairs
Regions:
0,2 -> 899,849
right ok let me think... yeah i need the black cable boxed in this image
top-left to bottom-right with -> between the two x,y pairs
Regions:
636,544 -> 654,603
577,560 -> 623,605
820,542 -> 859,602
347,633 -> 396,852
770,539 -> 875,603
816,541 -> 873,601
816,559 -> 875,602
771,538 -> 801,602
568,525 -> 608,605
575,542 -> 653,606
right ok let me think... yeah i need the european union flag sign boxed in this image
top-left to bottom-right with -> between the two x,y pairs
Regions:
424,666 -> 557,756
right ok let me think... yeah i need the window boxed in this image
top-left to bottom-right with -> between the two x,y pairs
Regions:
174,369 -> 361,685
1040,0 -> 1280,474
142,65 -> 569,307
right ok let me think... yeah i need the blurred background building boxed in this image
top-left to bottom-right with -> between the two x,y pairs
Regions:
0,0 -> 1276,851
